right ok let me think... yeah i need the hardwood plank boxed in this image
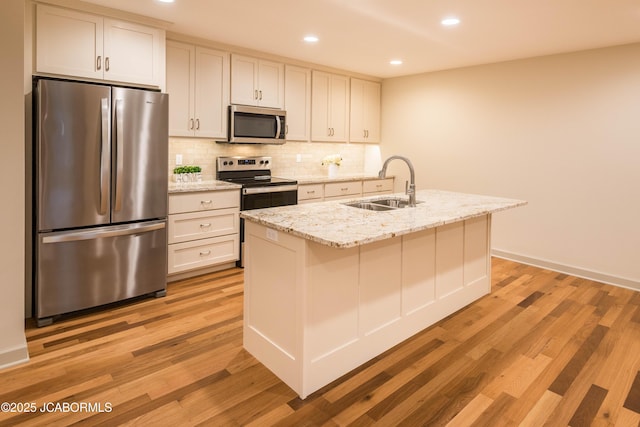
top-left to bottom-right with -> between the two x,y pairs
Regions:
1,260 -> 640,426
623,371 -> 640,414
569,384 -> 608,426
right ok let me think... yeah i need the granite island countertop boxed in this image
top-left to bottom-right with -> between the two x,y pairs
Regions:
240,189 -> 526,248
168,179 -> 241,194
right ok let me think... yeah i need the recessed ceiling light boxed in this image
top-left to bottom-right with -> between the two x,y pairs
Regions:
157,0 -> 175,3
441,17 -> 460,26
303,35 -> 319,43
390,60 -> 403,65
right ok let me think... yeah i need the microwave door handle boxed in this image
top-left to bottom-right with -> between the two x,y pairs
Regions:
275,115 -> 282,138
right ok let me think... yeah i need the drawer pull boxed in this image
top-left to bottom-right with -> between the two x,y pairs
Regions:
376,184 -> 383,188
199,250 -> 211,256
341,187 -> 348,191
307,190 -> 315,194
200,223 -> 211,228
201,200 -> 213,205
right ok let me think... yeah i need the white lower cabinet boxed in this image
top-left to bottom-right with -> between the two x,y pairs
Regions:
297,178 -> 394,204
297,184 -> 324,204
323,180 -> 362,201
362,178 -> 393,195
168,190 -> 239,276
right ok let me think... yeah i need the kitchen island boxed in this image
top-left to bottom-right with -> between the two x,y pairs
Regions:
241,189 -> 526,399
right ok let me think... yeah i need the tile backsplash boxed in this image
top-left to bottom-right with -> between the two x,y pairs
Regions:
169,138 -> 383,180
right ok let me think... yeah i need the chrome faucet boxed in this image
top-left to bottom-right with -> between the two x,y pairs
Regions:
378,155 -> 416,207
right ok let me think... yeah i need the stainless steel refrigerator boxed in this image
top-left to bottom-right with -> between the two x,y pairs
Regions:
34,78 -> 168,326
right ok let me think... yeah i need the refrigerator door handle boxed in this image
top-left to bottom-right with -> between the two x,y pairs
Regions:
42,221 -> 166,244
99,98 -> 110,215
114,99 -> 124,212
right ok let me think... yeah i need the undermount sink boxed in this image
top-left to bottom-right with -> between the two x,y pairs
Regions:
344,202 -> 396,211
344,197 -> 422,211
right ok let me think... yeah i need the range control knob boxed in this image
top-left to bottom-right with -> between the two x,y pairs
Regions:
264,160 -> 270,165
223,161 -> 228,165
229,161 -> 234,165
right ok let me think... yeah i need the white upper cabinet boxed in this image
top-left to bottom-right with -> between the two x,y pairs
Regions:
166,41 -> 229,138
311,71 -> 349,142
36,4 -> 164,87
231,54 -> 284,109
284,65 -> 311,141
350,78 -> 381,143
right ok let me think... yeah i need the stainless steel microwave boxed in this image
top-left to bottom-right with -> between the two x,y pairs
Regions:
228,105 -> 286,144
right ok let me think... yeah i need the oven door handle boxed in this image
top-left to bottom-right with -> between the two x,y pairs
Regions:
242,184 -> 298,195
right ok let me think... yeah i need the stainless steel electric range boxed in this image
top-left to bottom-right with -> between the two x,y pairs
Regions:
216,156 -> 297,266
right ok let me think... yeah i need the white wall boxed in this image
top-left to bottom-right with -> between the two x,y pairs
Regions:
0,0 -> 29,368
381,43 -> 640,288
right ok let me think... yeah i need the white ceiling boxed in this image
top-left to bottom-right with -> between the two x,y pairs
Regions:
83,0 -> 640,78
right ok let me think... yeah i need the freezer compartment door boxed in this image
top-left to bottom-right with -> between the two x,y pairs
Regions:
36,220 -> 167,320
37,79 -> 112,231
111,87 -> 168,223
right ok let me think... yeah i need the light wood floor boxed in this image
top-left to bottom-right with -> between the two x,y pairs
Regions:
1,258 -> 640,426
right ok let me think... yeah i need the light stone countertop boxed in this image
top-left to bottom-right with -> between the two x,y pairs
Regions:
168,180 -> 241,194
240,189 -> 527,248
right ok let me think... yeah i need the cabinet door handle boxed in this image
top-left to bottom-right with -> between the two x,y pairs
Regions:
285,124 -> 288,135
199,250 -> 211,256
105,57 -> 110,72
195,118 -> 200,130
189,118 -> 194,130
259,90 -> 263,100
200,223 -> 211,228
254,89 -> 258,100
96,56 -> 102,71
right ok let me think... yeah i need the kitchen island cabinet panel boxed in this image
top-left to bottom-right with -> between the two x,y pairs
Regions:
435,222 -> 465,299
307,244 -> 360,361
242,189 -> 525,399
402,229 -> 436,315
244,216 -> 493,398
360,238 -> 403,335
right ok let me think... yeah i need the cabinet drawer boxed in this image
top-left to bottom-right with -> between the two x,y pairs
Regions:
169,190 -> 239,214
324,181 -> 362,198
363,178 -> 394,194
168,234 -> 239,274
298,184 -> 324,202
168,208 -> 239,244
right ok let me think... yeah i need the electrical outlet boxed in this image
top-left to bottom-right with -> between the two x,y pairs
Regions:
296,154 -> 302,163
176,154 -> 183,165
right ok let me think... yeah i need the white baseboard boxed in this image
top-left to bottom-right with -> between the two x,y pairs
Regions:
0,344 -> 29,371
491,249 -> 640,292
